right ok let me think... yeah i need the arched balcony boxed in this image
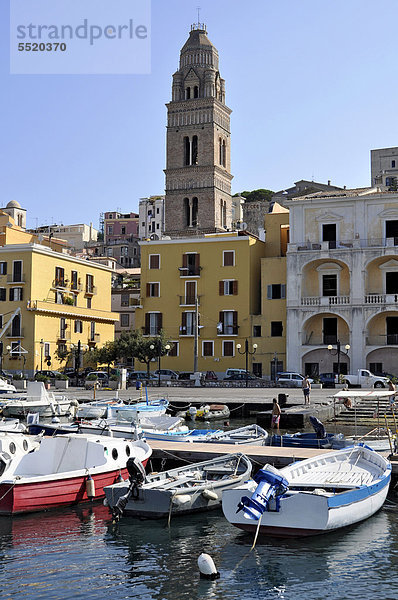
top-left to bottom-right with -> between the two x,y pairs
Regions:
300,260 -> 350,308
365,256 -> 398,308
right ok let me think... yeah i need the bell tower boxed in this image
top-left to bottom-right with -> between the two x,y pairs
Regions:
164,24 -> 233,236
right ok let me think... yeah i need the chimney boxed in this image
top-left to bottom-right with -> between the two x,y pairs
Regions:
327,180 -> 331,186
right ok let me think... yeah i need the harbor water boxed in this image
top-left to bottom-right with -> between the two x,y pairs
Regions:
0,498 -> 397,599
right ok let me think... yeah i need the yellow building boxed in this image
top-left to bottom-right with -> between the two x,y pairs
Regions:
252,203 -> 289,378
0,213 -> 118,375
136,232 -> 266,376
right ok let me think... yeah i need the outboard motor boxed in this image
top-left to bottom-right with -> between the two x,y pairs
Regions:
126,457 -> 146,486
310,416 -> 326,439
237,466 -> 289,521
112,458 -> 146,523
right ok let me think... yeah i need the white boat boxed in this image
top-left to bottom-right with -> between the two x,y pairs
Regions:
0,418 -> 26,433
75,398 -> 125,419
0,377 -> 16,394
0,382 -> 76,418
0,431 -> 41,479
105,452 -> 252,520
0,433 -> 152,515
222,444 -> 391,537
106,398 -> 169,421
177,404 -> 230,421
187,425 -> 268,445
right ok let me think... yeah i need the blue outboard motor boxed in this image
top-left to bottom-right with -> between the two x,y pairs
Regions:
310,416 -> 326,439
237,468 -> 289,521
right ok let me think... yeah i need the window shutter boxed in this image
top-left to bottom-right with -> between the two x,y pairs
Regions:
20,288 -> 23,301
281,284 -> 286,299
219,281 -> 224,295
181,312 -> 187,333
9,288 -> 14,301
233,280 -> 238,295
195,253 -> 200,270
157,313 -> 163,332
145,313 -> 150,334
233,311 -> 238,333
154,283 -> 159,297
182,254 -> 188,268
267,285 -> 272,299
146,283 -> 150,296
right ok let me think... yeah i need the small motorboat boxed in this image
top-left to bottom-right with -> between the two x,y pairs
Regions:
106,398 -> 169,421
222,444 -> 391,537
0,382 -> 76,418
267,416 -> 345,449
75,398 -> 124,419
0,377 -> 16,394
187,424 -> 268,445
0,418 -> 26,433
0,433 -> 152,515
178,404 -> 230,421
105,452 -> 252,520
0,432 -> 40,479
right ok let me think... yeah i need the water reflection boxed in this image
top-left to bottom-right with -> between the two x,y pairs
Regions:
0,501 -> 396,599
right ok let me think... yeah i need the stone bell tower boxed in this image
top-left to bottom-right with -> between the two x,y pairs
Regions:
164,24 -> 233,236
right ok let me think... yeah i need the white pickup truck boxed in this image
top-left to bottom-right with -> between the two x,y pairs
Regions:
343,369 -> 390,389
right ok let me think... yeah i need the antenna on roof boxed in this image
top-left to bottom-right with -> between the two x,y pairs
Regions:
197,6 -> 200,24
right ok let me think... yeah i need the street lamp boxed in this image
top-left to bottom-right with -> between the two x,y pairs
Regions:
71,341 -> 88,385
236,339 -> 257,387
40,339 -> 45,371
327,340 -> 350,382
150,340 -> 171,387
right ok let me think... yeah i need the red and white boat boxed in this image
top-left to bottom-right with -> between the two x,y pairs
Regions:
0,433 -> 151,515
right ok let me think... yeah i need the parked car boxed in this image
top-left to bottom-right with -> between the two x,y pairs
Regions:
318,373 -> 337,388
153,369 -> 179,380
128,371 -> 158,383
276,372 -> 314,387
34,370 -> 64,382
224,368 -> 250,379
85,371 -> 109,386
178,371 -> 194,380
224,373 -> 259,381
204,370 -> 218,381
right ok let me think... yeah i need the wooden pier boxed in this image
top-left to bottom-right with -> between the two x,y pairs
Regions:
148,440 -> 398,479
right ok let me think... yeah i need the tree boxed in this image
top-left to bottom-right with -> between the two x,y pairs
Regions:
89,341 -> 119,376
116,330 -> 173,377
235,189 -> 274,203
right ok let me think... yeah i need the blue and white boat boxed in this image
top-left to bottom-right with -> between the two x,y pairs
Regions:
222,444 -> 391,537
106,398 -> 169,421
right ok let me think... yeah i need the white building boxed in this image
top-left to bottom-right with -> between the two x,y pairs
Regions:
31,223 -> 98,250
285,186 -> 398,377
371,147 -> 398,188
138,196 -> 165,240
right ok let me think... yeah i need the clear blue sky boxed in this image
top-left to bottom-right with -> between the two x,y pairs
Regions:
1,0 -> 398,229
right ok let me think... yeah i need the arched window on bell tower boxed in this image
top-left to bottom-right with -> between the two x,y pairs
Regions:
192,136 -> 198,165
219,138 -> 222,165
192,197 -> 198,226
222,140 -> 226,167
184,136 -> 190,166
194,85 -> 199,98
185,87 -> 191,99
184,197 -> 190,226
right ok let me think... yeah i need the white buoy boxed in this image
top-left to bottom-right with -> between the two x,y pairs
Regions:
198,553 -> 220,580
51,416 -> 60,424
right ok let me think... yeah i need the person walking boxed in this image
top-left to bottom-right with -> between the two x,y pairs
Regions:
302,376 -> 311,405
271,398 -> 281,435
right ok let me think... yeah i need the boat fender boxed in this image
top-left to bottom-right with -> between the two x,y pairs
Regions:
202,489 -> 218,501
51,417 -> 60,424
237,468 -> 289,521
172,494 -> 192,506
197,553 -> 220,580
86,474 -> 95,500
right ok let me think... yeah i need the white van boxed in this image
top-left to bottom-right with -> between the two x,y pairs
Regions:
224,368 -> 250,379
